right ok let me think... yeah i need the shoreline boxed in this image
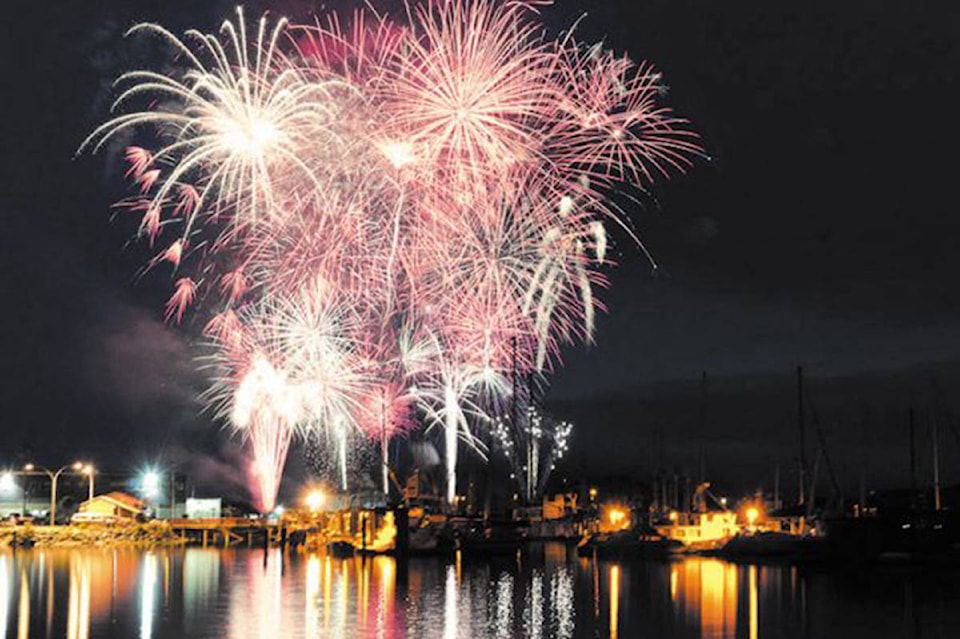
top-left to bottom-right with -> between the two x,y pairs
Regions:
1,522 -> 184,549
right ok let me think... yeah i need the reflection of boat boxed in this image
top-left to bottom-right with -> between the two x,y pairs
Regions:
577,528 -> 682,558
327,540 -> 356,557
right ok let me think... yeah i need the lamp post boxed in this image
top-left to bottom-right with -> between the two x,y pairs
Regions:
80,464 -> 95,501
23,461 -> 89,525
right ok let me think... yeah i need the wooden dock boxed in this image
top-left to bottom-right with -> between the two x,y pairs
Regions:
168,518 -> 281,548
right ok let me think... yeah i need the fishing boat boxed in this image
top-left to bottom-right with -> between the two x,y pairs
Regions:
577,526 -> 682,558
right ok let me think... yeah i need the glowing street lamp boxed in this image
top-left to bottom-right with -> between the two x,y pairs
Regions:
23,461 -> 89,525
141,470 -> 161,500
78,464 -> 95,501
304,489 -> 325,513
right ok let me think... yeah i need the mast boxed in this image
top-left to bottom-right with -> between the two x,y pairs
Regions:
933,413 -> 942,511
859,408 -> 868,517
797,366 -> 806,506
909,406 -> 917,500
774,463 -> 780,511
698,371 -> 707,483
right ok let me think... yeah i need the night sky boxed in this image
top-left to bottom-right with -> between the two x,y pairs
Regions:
2,0 -> 959,500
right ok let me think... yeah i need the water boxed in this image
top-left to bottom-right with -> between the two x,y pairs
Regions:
1,544 -> 958,638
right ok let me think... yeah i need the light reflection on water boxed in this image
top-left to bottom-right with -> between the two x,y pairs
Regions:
0,544 -> 958,638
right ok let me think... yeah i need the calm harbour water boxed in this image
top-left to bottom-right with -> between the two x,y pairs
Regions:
1,543 -> 958,638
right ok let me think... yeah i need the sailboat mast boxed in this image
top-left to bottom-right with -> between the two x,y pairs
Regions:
933,413 -> 942,511
797,366 -> 806,506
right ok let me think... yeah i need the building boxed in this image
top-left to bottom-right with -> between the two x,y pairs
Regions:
76,492 -> 146,521
185,498 -> 222,519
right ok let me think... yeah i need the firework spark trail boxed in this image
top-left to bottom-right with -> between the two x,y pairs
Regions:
85,0 -> 701,509
230,355 -> 300,512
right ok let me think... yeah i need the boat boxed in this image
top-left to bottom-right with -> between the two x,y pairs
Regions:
456,520 -> 525,555
407,522 -> 456,554
577,527 -> 682,558
720,530 -> 829,561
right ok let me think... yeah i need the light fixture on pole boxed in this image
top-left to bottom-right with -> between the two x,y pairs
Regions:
23,462 -> 88,525
79,464 -> 95,501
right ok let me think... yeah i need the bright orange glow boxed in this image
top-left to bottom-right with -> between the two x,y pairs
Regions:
366,512 -> 397,553
600,505 -> 630,532
304,489 -> 325,512
745,507 -> 760,526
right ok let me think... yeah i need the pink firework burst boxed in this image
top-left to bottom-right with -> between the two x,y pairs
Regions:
85,0 -> 703,507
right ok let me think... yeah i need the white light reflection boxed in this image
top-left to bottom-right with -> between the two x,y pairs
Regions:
0,555 -> 9,638
183,549 -> 220,631
524,569 -> 544,639
494,572 -> 514,638
375,556 -> 396,638
550,568 -> 575,639
140,553 -> 158,639
305,554 -> 321,637
67,554 -> 90,639
332,557 -> 348,639
17,566 -> 29,639
443,565 -> 457,639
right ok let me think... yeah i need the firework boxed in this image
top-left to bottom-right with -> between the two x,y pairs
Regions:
85,0 -> 701,509
491,402 -> 573,502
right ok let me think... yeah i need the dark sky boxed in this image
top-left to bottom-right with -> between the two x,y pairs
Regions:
2,0 -> 959,499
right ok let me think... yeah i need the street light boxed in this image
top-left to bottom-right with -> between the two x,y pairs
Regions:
141,470 -> 161,499
23,461 -> 89,525
79,464 -> 95,501
304,489 -> 325,513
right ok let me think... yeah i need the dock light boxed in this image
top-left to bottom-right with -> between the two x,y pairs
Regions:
304,489 -> 325,512
589,487 -> 598,501
720,497 -> 728,508
600,504 -> 630,532
141,470 -> 161,499
609,508 -> 627,526
745,506 -> 760,526
668,510 -> 679,522
0,472 -> 16,494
